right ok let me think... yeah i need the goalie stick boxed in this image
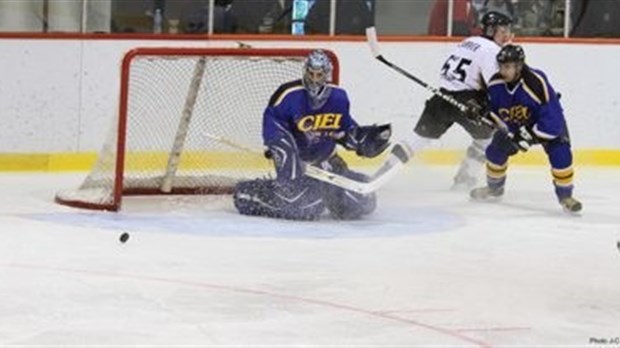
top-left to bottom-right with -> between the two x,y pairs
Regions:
203,133 -> 384,194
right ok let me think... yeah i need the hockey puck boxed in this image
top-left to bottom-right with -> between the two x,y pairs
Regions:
119,232 -> 130,243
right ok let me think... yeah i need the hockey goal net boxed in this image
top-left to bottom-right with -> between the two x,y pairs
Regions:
55,47 -> 340,211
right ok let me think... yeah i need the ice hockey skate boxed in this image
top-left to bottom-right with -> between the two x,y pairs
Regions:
470,185 -> 505,202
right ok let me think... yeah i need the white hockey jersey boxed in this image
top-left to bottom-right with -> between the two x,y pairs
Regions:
439,36 -> 502,92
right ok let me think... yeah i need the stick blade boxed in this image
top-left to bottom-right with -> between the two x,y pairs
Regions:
305,166 -> 372,194
365,26 -> 381,58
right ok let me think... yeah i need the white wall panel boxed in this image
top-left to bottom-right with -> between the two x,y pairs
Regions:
77,39 -> 229,151
524,43 -> 620,148
0,40 -> 81,152
0,38 -> 618,153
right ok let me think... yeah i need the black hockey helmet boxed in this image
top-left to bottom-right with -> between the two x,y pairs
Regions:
496,44 -> 525,64
481,11 -> 513,36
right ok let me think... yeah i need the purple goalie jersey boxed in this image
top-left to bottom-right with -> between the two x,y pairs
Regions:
262,79 -> 357,164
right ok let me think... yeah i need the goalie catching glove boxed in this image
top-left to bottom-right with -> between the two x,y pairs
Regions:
338,124 -> 392,158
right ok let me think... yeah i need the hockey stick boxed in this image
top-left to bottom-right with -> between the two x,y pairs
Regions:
366,27 -> 469,113
366,27 -> 509,133
204,133 -> 259,154
362,27 -> 518,184
202,133 -> 382,194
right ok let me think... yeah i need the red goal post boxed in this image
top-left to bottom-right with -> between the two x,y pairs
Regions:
55,47 -> 340,211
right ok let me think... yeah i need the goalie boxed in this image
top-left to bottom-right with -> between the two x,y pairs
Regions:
233,50 -> 391,220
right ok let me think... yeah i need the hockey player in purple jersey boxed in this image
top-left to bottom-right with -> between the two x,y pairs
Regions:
470,45 -> 582,212
234,50 -> 391,220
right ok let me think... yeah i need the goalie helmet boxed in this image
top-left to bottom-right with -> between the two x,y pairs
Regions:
302,50 -> 333,108
481,11 -> 513,38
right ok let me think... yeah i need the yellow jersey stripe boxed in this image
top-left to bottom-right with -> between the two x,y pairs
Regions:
522,82 -> 542,104
487,167 -> 507,175
530,70 -> 550,102
487,79 -> 505,88
487,161 -> 508,171
274,85 -> 305,107
486,162 -> 508,178
553,172 -> 574,180
554,177 -> 574,186
487,171 -> 507,179
552,166 -> 573,174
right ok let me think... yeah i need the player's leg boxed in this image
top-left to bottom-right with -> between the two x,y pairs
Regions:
406,94 -> 455,154
320,155 -> 376,220
451,91 -> 495,189
543,135 -> 582,212
452,137 -> 492,189
470,132 -> 517,200
412,96 -> 457,143
233,177 -> 325,220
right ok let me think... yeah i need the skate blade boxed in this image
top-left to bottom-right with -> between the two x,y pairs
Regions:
469,195 -> 503,203
562,202 -> 583,215
451,181 -> 477,192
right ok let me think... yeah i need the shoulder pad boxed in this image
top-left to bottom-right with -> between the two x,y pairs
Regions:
487,73 -> 505,88
522,67 -> 551,104
269,79 -> 304,107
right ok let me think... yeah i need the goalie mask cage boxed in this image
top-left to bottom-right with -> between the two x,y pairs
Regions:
55,47 -> 340,211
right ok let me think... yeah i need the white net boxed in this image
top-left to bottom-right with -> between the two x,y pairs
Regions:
56,48 -> 337,211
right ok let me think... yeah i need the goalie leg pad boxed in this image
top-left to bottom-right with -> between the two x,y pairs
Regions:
265,131 -> 304,181
234,178 -> 325,220
322,170 -> 377,220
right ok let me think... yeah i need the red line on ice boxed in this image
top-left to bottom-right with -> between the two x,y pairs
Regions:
5,263 -> 494,348
374,309 -> 457,314
455,327 -> 532,333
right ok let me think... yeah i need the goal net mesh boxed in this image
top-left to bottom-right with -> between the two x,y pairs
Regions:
55,48 -> 338,211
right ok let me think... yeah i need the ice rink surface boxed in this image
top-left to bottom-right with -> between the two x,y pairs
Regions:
1,165 -> 619,347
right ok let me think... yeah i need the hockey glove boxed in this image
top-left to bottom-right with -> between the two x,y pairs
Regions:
340,124 -> 392,158
511,125 -> 537,152
463,98 -> 490,126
